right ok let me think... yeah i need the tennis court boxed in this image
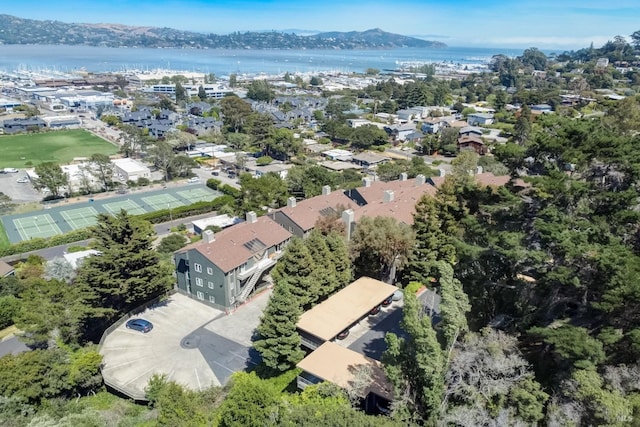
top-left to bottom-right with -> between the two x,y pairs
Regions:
103,199 -> 147,216
13,214 -> 63,241
142,194 -> 185,211
2,184 -> 221,243
60,207 -> 100,230
178,188 -> 222,203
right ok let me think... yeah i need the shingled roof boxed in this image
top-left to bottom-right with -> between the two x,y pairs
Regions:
178,216 -> 292,273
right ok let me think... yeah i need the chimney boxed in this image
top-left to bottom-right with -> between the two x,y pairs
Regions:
415,174 -> 426,185
202,229 -> 215,244
438,168 -> 446,177
287,196 -> 297,208
476,165 -> 484,175
362,177 -> 372,187
383,190 -> 395,203
342,209 -> 355,241
246,211 -> 257,223
399,172 -> 408,181
322,185 -> 331,195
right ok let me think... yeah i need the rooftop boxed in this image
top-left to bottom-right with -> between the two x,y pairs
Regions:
297,341 -> 393,400
297,277 -> 397,341
179,215 -> 292,273
274,191 -> 355,233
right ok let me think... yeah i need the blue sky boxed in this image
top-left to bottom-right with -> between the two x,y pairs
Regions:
4,0 -> 640,49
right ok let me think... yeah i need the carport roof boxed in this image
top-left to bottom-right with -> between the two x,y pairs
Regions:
297,341 -> 393,400
297,277 -> 397,341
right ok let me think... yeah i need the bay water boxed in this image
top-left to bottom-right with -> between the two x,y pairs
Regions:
0,44 -> 529,76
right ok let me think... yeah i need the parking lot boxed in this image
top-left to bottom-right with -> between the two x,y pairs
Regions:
100,291 -> 270,400
0,170 -> 43,203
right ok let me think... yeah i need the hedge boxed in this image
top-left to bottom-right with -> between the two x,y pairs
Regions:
0,229 -> 93,257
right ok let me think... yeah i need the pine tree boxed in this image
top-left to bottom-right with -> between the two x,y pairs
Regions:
408,194 -> 457,283
436,261 -> 471,357
383,291 -> 445,424
304,231 -> 337,303
253,281 -> 305,374
75,210 -> 173,317
271,238 -> 317,308
324,232 -> 352,292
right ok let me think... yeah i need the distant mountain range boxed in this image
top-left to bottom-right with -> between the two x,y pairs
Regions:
0,14 -> 446,49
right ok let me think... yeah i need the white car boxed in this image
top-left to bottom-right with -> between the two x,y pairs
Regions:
16,177 -> 29,183
187,177 -> 200,183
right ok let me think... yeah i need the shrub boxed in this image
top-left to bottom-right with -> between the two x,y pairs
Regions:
256,156 -> 273,166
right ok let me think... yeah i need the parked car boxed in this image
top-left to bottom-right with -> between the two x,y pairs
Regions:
16,177 -> 29,183
187,176 -> 200,183
211,170 -> 220,176
369,305 -> 381,316
4,168 -> 18,173
382,295 -> 393,307
336,329 -> 350,340
126,318 -> 153,333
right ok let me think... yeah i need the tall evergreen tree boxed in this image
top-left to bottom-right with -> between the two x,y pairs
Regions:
253,281 -> 304,374
324,232 -> 352,292
383,291 -> 445,424
75,210 -> 173,319
304,231 -> 337,303
408,194 -> 457,283
271,238 -> 317,309
435,261 -> 471,357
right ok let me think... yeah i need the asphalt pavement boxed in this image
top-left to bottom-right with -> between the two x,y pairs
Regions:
0,335 -> 29,358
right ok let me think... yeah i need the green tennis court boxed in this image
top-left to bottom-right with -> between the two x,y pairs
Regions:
178,188 -> 222,203
103,199 -> 147,216
2,184 -> 221,243
13,214 -> 63,240
60,207 -> 100,230
142,194 -> 185,211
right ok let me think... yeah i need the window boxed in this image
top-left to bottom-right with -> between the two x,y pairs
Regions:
208,281 -> 214,289
196,291 -> 204,300
195,277 -> 203,287
209,295 -> 215,303
194,263 -> 202,273
207,267 -> 213,275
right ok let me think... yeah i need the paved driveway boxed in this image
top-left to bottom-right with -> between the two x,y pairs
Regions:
100,291 -> 270,400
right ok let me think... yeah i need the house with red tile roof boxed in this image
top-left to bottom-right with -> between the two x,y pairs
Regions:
174,212 -> 292,309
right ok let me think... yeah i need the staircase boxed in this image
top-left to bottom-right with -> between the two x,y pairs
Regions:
237,256 -> 275,302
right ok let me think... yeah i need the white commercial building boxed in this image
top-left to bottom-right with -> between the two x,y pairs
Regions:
111,158 -> 151,182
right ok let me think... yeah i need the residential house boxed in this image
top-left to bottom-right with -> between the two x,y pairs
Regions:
457,135 -> 487,155
458,126 -> 484,138
421,118 -> 446,134
383,123 -> 416,142
269,187 -> 355,238
531,104 -> 553,114
467,113 -> 495,126
174,213 -> 292,309
352,152 -> 390,168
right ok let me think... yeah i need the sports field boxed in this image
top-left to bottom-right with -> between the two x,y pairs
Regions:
0,129 -> 119,168
1,185 -> 221,243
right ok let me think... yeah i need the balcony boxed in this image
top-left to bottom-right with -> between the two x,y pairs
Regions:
236,251 -> 282,280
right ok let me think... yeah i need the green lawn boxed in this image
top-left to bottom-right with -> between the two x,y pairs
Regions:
0,129 -> 118,168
